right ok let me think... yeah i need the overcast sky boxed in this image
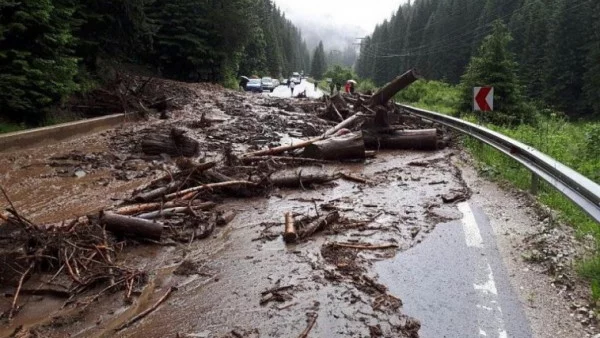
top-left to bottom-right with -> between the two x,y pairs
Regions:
273,0 -> 404,33
272,0 -> 406,51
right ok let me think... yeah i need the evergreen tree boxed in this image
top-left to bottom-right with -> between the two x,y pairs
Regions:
459,21 -> 524,124
0,0 -> 79,124
582,0 -> 600,116
310,41 -> 326,80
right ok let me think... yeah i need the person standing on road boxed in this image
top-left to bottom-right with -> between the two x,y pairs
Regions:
314,81 -> 318,92
329,81 -> 334,95
350,81 -> 356,95
290,80 -> 296,96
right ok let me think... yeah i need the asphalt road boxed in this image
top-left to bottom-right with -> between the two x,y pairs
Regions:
377,201 -> 532,338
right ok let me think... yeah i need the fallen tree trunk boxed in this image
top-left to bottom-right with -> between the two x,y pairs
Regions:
100,212 -> 163,240
322,113 -> 366,137
141,128 -> 199,157
364,129 -> 438,150
299,211 -> 340,239
115,201 -> 215,215
164,181 -> 258,200
303,132 -> 365,161
269,171 -> 340,188
133,180 -> 182,202
369,69 -> 421,107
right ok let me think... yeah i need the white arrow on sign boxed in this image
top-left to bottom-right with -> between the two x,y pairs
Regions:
473,87 -> 494,112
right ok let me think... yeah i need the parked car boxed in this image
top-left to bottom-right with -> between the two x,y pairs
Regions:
245,78 -> 262,92
261,77 -> 275,92
291,72 -> 301,84
272,79 -> 280,87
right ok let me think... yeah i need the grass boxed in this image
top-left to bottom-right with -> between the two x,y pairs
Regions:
0,122 -> 25,134
396,79 -> 600,298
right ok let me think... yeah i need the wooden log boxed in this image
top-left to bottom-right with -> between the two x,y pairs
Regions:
217,211 -> 236,226
283,212 -> 297,243
269,171 -> 340,188
243,136 -> 323,157
241,156 -> 334,165
141,128 -> 199,157
299,211 -> 340,239
115,200 -> 214,215
164,181 -> 258,200
100,212 -> 163,240
133,180 -> 182,202
322,113 -> 365,137
303,132 -> 366,161
364,129 -> 438,150
137,204 -> 215,219
369,69 -> 421,107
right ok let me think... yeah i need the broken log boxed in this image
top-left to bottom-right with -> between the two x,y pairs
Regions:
369,69 -> 421,107
133,180 -> 182,202
283,212 -> 298,243
241,156 -> 334,165
303,132 -> 365,161
100,212 -> 163,240
141,128 -> 199,157
364,129 -> 438,150
322,113 -> 366,137
217,211 -> 236,226
299,211 -> 340,239
331,242 -> 398,250
135,207 -> 193,219
164,181 -> 257,200
269,171 -> 340,188
115,201 -> 214,215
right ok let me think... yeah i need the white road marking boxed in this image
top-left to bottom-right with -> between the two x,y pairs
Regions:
458,202 -> 484,248
474,265 -> 499,295
459,202 -> 508,338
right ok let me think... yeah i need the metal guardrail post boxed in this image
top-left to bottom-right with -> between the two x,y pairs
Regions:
530,173 -> 540,195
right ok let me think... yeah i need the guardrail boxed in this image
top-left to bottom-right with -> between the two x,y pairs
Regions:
397,103 -> 600,223
0,113 -> 138,152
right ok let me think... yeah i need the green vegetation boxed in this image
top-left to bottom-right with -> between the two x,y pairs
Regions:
356,0 -> 600,118
459,21 -> 526,125
0,0 -> 310,126
0,122 -> 25,134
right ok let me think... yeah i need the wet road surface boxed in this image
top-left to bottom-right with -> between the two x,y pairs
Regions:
377,201 -> 531,338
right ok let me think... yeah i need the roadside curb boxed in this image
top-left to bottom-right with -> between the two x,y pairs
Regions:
0,113 -> 138,152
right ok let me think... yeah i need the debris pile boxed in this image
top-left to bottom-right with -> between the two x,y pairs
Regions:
0,69 -> 453,335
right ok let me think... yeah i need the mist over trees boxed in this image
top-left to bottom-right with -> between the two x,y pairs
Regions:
0,0 -> 309,124
355,0 -> 600,117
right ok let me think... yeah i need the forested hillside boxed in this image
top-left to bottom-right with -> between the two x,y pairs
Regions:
355,0 -> 600,117
0,0 -> 309,124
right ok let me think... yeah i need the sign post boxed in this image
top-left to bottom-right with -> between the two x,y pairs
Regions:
473,87 -> 493,112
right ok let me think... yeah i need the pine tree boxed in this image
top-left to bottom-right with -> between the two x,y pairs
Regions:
583,0 -> 600,116
459,21 -> 525,124
310,41 -> 326,80
0,0 -> 79,124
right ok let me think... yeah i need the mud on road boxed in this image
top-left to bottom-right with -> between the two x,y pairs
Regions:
0,79 -> 593,338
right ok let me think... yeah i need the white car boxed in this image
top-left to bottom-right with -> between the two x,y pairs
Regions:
291,72 -> 301,84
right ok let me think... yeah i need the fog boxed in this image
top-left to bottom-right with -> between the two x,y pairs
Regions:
273,0 -> 406,51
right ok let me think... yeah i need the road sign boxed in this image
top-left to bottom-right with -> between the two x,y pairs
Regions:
473,87 -> 493,111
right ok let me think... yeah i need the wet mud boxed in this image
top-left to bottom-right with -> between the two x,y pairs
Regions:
0,82 -> 468,337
